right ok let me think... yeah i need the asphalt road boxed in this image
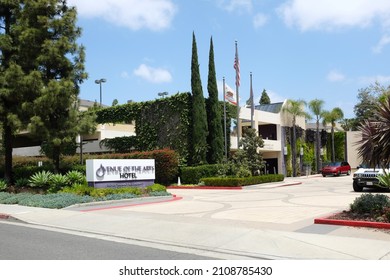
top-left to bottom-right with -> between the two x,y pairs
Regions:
0,222 -> 216,260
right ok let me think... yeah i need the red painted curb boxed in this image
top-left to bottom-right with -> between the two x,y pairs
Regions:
167,186 -> 242,190
0,213 -> 10,220
314,217 -> 390,229
81,195 -> 183,212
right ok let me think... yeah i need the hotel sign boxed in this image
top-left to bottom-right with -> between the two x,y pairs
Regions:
86,159 -> 155,188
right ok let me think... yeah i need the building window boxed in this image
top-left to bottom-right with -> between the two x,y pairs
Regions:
259,124 -> 277,140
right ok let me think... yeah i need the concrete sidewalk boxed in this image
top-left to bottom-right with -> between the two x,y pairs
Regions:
1,176 -> 390,260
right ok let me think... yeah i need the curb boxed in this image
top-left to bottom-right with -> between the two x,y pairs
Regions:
0,213 -> 10,220
314,217 -> 390,230
167,186 -> 242,190
167,181 -> 302,190
80,195 -> 183,212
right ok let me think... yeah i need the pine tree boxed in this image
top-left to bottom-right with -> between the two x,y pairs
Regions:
1,1 -> 35,183
206,37 -> 223,163
191,32 -> 208,165
0,0 -> 87,176
259,89 -> 271,105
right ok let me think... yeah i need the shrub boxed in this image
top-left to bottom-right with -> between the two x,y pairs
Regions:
124,149 -> 179,185
15,178 -> 30,188
100,193 -> 138,201
0,193 -> 34,204
235,166 -> 252,178
0,192 -> 13,201
181,164 -> 226,184
0,179 -> 7,192
146,184 -> 166,193
350,194 -> 390,215
149,191 -> 171,197
201,177 -> 244,186
61,184 -> 94,196
90,188 -> 117,198
65,170 -> 86,185
28,171 -> 53,189
17,193 -> 94,209
113,187 -> 143,196
48,174 -> 69,193
377,172 -> 390,189
201,174 -> 284,187
13,166 -> 48,181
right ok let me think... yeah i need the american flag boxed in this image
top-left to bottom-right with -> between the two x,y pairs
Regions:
234,42 -> 240,87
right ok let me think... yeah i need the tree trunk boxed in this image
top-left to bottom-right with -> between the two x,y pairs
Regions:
3,123 -> 13,184
53,146 -> 61,174
331,126 -> 335,162
292,122 -> 297,177
316,120 -> 320,173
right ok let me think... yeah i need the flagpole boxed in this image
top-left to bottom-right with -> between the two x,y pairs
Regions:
223,77 -> 228,159
234,41 -> 240,149
250,72 -> 254,129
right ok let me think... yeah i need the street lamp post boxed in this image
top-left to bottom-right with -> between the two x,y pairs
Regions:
76,134 -> 83,165
95,78 -> 107,106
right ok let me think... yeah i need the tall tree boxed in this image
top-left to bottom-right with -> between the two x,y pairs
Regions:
190,32 -> 208,165
206,37 -> 223,163
234,128 -> 264,176
323,107 -> 344,162
308,99 -> 325,173
259,89 -> 271,105
0,0 -> 87,177
283,99 -> 309,177
354,82 -> 390,126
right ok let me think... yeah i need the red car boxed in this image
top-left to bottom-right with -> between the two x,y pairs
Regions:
321,161 -> 351,177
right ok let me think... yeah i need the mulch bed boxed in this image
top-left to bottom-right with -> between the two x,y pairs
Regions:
328,210 -> 390,224
315,210 -> 390,231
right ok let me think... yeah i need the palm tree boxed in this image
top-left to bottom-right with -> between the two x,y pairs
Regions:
283,99 -> 309,177
322,107 -> 344,162
308,99 -> 325,173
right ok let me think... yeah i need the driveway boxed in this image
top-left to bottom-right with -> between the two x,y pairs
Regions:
2,174 -> 390,259
94,174 -> 389,241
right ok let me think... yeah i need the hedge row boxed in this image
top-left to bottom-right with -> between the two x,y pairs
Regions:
201,174 -> 285,187
180,164 -> 228,184
2,149 -> 179,186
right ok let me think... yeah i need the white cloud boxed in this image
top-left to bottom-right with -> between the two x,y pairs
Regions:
359,75 -> 390,85
372,34 -> 390,53
277,0 -> 390,31
218,0 -> 253,13
253,13 -> 269,29
133,64 -> 172,83
327,70 -> 346,82
68,0 -> 177,31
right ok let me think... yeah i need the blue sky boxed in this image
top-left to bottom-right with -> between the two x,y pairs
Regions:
67,0 -> 390,118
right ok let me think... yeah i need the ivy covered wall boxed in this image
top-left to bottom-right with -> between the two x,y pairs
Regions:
96,92 -> 192,163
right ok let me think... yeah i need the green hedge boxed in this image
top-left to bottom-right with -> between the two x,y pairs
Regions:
201,174 -> 284,186
180,164 -> 228,184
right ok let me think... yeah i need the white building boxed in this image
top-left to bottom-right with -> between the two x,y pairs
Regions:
235,101 -> 306,176
12,99 -> 136,156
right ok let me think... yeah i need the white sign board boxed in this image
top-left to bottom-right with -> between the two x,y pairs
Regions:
86,159 -> 155,188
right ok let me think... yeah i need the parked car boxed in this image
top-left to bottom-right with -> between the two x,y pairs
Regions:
321,161 -> 351,177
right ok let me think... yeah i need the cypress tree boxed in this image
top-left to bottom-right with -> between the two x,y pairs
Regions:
206,37 -> 223,163
191,32 -> 208,165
